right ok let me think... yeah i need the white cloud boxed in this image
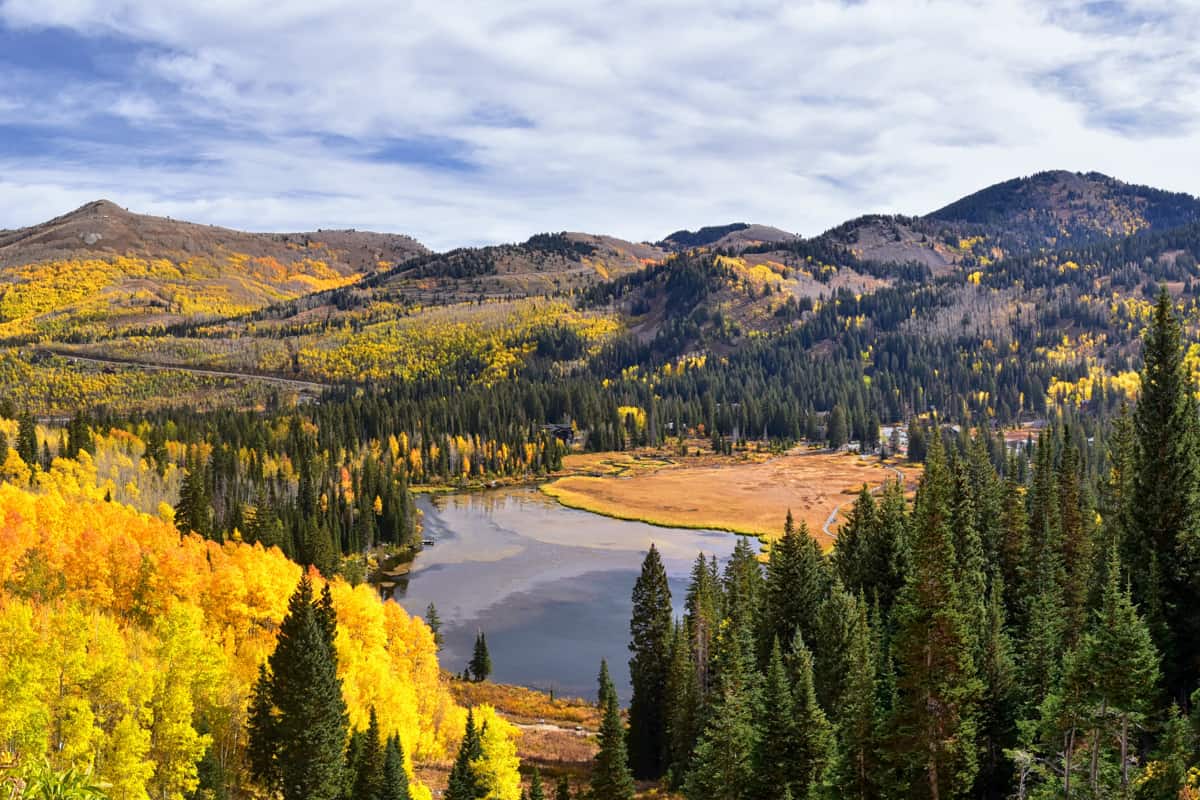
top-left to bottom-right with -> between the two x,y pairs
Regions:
0,0 -> 1199,249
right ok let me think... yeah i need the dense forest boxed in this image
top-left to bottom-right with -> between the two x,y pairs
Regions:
605,290 -> 1200,800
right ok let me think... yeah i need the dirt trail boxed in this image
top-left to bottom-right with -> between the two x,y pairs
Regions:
821,461 -> 906,539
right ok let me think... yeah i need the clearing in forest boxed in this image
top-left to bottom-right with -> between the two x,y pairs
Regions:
542,448 -> 917,548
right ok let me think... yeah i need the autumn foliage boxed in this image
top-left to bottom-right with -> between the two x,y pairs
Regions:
0,466 -> 463,800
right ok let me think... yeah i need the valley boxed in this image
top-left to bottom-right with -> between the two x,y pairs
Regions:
5,169 -> 1200,800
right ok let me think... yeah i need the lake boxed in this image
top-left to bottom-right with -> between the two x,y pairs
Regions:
395,488 -> 743,703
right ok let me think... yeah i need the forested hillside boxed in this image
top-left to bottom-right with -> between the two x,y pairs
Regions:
4,171 -> 1200,799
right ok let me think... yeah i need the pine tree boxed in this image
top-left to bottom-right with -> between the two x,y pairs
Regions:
889,432 -> 981,800
1131,287 -> 1200,698
426,603 -> 444,651
470,632 -> 492,682
528,767 -> 545,800
722,536 -> 762,652
814,577 -> 856,714
829,597 -> 881,800
664,621 -> 698,786
447,709 -> 484,800
684,625 -> 758,800
16,412 -> 37,467
976,575 -> 1017,799
353,707 -> 385,800
380,735 -> 410,800
591,660 -> 635,800
627,544 -> 673,779
249,575 -> 349,800
790,633 -> 834,798
684,553 -> 721,700
754,639 -> 799,798
761,519 -> 829,672
1078,546 -> 1161,792
554,774 -> 571,800
246,663 -> 279,792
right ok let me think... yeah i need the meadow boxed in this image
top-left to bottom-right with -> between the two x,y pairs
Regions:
542,447 -> 918,547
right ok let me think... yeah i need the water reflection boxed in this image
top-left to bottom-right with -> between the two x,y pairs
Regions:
395,488 -> 742,702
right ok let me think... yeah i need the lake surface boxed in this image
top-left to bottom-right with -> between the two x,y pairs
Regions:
395,488 -> 742,703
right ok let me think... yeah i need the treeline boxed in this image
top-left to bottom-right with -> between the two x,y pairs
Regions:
612,290 -> 1200,799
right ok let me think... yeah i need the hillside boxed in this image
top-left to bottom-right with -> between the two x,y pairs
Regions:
926,169 -> 1200,247
3,171 -> 1200,415
0,200 -> 427,340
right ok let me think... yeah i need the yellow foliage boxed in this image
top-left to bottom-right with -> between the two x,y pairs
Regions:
0,471 -> 461,797
470,705 -> 522,800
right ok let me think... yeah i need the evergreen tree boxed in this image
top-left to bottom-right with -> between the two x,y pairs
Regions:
754,639 -> 799,798
554,774 -> 571,800
16,412 -> 37,467
684,553 -> 722,700
380,735 -> 410,800
1131,287 -> 1200,698
976,576 -> 1017,800
246,664 -> 279,792
790,633 -> 835,798
527,767 -> 545,800
827,405 -> 848,449
684,626 -> 758,800
627,543 -> 673,779
248,575 -> 349,800
664,621 -> 699,786
889,432 -> 981,799
761,518 -> 829,672
426,603 -> 444,652
829,597 -> 882,800
814,577 -> 857,714
447,709 -> 484,800
353,707 -> 384,800
470,632 -> 492,682
591,660 -> 635,800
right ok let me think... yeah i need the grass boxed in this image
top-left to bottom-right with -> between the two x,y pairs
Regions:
543,448 -> 917,548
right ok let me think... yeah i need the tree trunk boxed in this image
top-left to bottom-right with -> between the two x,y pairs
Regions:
1089,698 -> 1106,790
1120,716 -> 1130,789
1063,728 -> 1074,798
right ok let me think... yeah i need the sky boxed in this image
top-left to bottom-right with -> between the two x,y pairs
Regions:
1,0 -> 1199,250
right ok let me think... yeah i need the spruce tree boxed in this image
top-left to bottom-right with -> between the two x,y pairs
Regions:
627,543 -> 673,779
754,639 -> 799,798
684,626 -> 758,800
528,767 -> 545,800
889,431 -> 981,799
380,735 -> 410,800
554,774 -> 571,800
447,709 -> 484,800
353,707 -> 384,800
426,603 -> 444,652
761,519 -> 829,672
829,597 -> 881,800
1131,287 -> 1200,698
470,632 -> 492,682
250,575 -> 349,800
790,633 -> 834,797
684,553 -> 722,700
591,660 -> 635,800
814,577 -> 856,714
664,621 -> 698,786
246,663 -> 279,791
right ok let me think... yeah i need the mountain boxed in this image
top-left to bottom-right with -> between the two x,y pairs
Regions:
658,223 -> 798,252
0,200 -> 427,339
926,170 -> 1200,246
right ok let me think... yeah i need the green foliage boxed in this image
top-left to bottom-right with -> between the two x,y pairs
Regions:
627,543 -> 673,779
591,661 -> 635,800
248,575 -> 349,800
